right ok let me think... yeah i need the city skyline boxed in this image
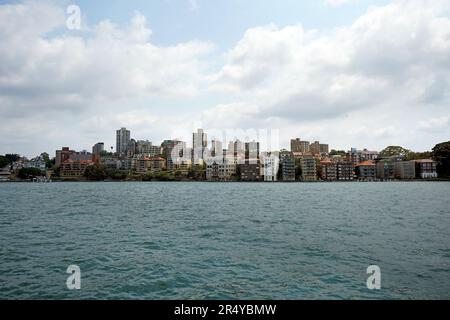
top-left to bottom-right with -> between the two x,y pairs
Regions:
3,125 -> 442,183
0,124 -> 442,159
1,0 -> 450,157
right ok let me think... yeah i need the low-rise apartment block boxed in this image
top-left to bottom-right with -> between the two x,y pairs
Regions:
355,160 -> 376,181
394,161 -> 416,179
206,160 -> 237,182
262,153 -> 279,182
376,160 -> 395,180
301,157 -> 317,181
239,163 -> 261,182
279,150 -> 296,181
415,159 -> 438,179
320,159 -> 337,181
60,160 -> 93,178
336,161 -> 354,181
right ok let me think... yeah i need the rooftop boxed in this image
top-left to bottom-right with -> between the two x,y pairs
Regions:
356,160 -> 375,167
415,159 -> 435,163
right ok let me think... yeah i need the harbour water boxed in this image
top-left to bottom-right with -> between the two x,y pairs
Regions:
0,182 -> 449,299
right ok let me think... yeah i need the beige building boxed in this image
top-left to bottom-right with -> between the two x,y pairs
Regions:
310,141 -> 329,155
150,157 -> 166,172
206,160 -> 236,181
301,157 -> 317,181
320,159 -> 337,181
394,161 -> 416,179
291,138 -> 310,153
60,160 -> 93,178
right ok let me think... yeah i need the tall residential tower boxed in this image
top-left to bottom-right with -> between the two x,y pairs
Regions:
116,127 -> 131,155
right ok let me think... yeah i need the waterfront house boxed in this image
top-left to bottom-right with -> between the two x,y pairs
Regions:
206,160 -> 236,182
375,160 -> 395,180
135,157 -> 150,174
279,150 -> 296,181
301,156 -> 317,181
415,159 -> 438,179
206,161 -> 220,181
150,157 -> 167,172
320,159 -> 337,181
239,163 -> 261,182
262,153 -> 279,182
355,160 -> 376,181
336,161 -> 354,181
394,161 -> 416,179
60,159 -> 94,178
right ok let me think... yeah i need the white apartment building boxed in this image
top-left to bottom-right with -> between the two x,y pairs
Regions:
262,153 -> 279,182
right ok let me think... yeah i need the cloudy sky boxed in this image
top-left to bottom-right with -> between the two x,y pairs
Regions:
1,0 -> 450,157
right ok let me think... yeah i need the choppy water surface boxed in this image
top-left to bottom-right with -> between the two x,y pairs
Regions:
0,182 -> 449,299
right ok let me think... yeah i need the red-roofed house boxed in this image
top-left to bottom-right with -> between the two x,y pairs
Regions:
356,160 -> 376,181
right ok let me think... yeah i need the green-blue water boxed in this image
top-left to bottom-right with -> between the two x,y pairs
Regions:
0,182 -> 449,299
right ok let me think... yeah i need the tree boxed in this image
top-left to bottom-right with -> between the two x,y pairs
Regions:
0,154 -> 20,169
174,170 -> 184,180
18,167 -> 43,179
0,156 -> 9,169
51,165 -> 61,177
153,171 -> 174,181
187,168 -> 196,179
187,165 -> 205,181
5,154 -> 20,163
40,152 -> 54,169
107,169 -> 127,180
379,146 -> 411,157
329,150 -> 346,156
84,164 -> 107,181
432,141 -> 450,178
406,151 -> 432,161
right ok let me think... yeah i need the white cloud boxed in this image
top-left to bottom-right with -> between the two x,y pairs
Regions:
419,116 -> 450,131
0,4 -> 214,110
1,0 -> 450,157
0,1 -> 215,156
206,0 -> 450,150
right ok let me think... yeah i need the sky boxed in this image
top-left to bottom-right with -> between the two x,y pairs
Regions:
1,0 -> 450,158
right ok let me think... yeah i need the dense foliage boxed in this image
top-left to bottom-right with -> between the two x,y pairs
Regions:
378,146 -> 433,161
0,154 -> 20,169
84,164 -> 108,181
40,152 -> 55,168
17,167 -> 43,179
379,146 -> 411,157
329,150 -> 346,156
432,141 -> 450,178
406,151 -> 433,161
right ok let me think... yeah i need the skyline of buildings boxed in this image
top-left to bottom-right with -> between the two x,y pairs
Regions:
1,125 -> 441,160
0,126 -> 442,183
1,1 -> 450,166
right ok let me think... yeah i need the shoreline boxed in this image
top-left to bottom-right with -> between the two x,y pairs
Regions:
2,179 -> 449,183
